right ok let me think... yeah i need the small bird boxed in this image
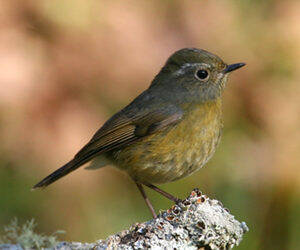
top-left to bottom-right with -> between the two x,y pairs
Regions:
33,48 -> 245,218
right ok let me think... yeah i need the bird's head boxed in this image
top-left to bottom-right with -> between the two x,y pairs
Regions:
151,48 -> 245,103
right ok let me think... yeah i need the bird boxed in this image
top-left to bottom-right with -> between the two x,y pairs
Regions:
33,48 -> 245,218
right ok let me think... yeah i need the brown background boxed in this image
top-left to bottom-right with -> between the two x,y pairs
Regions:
0,1 -> 299,249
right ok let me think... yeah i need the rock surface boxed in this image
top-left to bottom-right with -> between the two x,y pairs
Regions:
0,189 -> 248,250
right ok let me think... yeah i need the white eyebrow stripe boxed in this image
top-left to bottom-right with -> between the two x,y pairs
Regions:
176,63 -> 211,76
182,62 -> 210,69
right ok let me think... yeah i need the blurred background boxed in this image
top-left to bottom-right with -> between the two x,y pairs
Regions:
0,0 -> 299,249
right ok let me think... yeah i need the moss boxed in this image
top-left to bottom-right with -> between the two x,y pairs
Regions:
0,218 -> 64,249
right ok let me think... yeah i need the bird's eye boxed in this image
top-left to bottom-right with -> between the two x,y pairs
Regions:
195,69 -> 209,81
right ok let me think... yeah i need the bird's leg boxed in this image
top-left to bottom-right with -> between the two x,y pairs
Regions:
144,183 -> 181,204
135,182 -> 157,218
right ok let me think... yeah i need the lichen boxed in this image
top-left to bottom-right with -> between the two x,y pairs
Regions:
0,218 -> 64,249
0,190 -> 248,249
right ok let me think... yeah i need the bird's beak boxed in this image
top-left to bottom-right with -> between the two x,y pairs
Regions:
223,63 -> 246,74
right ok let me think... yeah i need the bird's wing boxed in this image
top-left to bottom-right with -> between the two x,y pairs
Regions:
75,105 -> 183,158
33,105 -> 183,189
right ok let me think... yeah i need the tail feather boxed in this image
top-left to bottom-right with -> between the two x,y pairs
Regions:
33,158 -> 86,189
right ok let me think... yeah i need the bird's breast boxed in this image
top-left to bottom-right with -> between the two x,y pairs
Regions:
110,99 -> 223,184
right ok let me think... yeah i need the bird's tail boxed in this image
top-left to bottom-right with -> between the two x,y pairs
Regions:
32,158 -> 88,190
